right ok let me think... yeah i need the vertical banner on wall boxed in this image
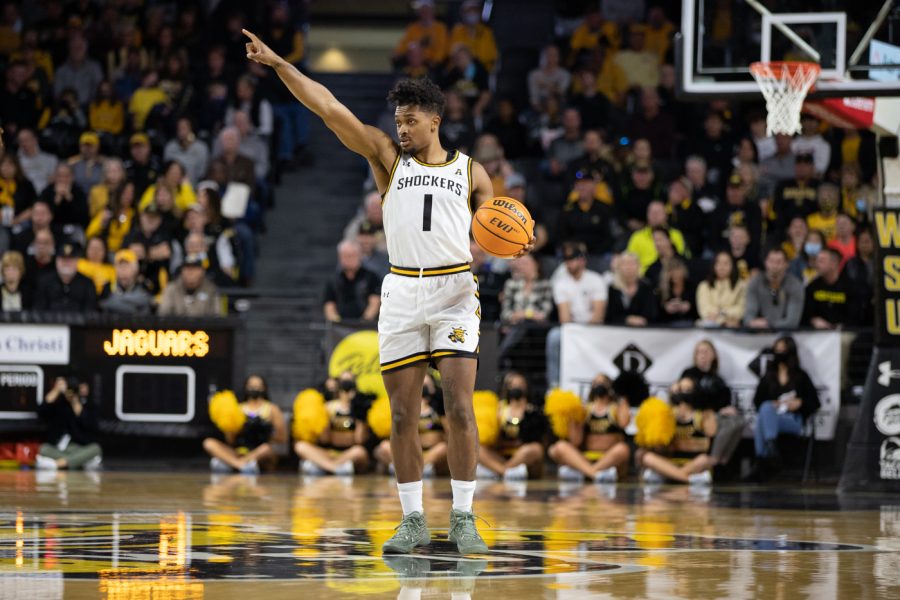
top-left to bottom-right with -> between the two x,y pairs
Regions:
560,324 -> 842,440
841,209 -> 900,490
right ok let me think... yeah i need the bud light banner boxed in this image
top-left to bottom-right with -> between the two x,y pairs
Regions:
559,324 -> 842,440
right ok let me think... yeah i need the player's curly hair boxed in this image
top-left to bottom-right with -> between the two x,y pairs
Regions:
387,78 -> 445,116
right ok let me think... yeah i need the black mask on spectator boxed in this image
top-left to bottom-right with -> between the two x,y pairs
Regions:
422,386 -> 433,399
507,387 -> 526,401
590,384 -> 609,399
671,391 -> 693,405
773,351 -> 790,365
323,387 -> 336,401
244,389 -> 266,401
340,379 -> 356,392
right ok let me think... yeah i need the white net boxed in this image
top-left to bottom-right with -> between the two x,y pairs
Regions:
750,61 -> 821,136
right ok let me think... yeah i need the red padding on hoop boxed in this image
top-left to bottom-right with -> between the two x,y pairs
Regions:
803,97 -> 875,130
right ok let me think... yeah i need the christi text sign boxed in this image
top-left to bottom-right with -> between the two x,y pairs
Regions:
0,325 -> 70,364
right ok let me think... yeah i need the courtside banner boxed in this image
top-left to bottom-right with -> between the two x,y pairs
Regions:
559,324 -> 841,440
874,209 -> 900,346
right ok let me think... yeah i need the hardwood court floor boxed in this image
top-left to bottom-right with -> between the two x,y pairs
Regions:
1,471 -> 898,599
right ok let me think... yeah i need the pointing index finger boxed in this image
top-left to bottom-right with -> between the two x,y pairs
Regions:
241,28 -> 259,43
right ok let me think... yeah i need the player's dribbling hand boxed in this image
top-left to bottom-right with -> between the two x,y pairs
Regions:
513,236 -> 536,258
242,29 -> 279,67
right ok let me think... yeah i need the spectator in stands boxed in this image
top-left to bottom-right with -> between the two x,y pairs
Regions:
569,129 -> 617,193
791,115 -> 830,176
626,87 -> 675,160
781,216 -> 808,262
549,372 -> 630,482
158,252 -> 222,317
128,69 -> 168,132
807,183 -> 840,242
392,0 -> 448,69
685,110 -> 732,188
477,371 -> 547,480
543,108 -> 584,179
22,227 -> 56,291
0,153 -> 37,227
567,8 -> 620,68
643,227 -> 681,289
614,25 -> 660,88
473,133 -> 514,195
759,133 -> 796,193
40,163 -> 89,230
771,154 -> 819,235
88,80 -> 125,142
197,47 -> 233,136
43,87 -> 87,156
0,61 -> 41,138
399,42 -> 430,80
655,257 -> 697,326
584,43 -> 628,106
528,44 -> 570,111
1,250 -> 30,312
664,177 -> 704,258
696,251 -> 746,328
484,97 -> 530,160
179,228 -> 235,288
77,236 -> 115,295
99,248 -> 153,314
67,132 -> 104,195
557,170 -> 615,268
709,173 -> 762,253
752,336 -> 820,478
357,222 -> 389,280
450,0 -> 498,72
125,133 -> 161,198
619,161 -> 662,234
568,71 -> 611,132
440,44 -> 491,120
296,371 -> 371,476
34,376 -> 102,472
605,252 -> 657,326
323,240 -> 380,323
438,90 -> 476,154
164,118 -> 210,187
123,202 -> 172,298
626,201 -> 686,274
680,340 -> 743,474
86,181 -> 135,254
744,247 -> 805,330
158,54 -> 196,130
803,247 -> 856,329
34,241 -> 97,312
546,242 -> 607,387
88,157 -> 126,218
140,160 -> 197,215
727,225 -> 759,281
12,199 -> 56,255
16,129 -> 58,195
789,229 -> 826,285
204,374 -> 287,474
684,154 -> 719,212
749,112 -> 776,162
226,75 -> 273,140
53,35 -> 103,106
210,127 -> 256,194
470,239 -> 507,322
501,254 -> 553,325
645,5 -> 676,61
846,227 -> 875,325
839,163 -> 875,226
344,191 -> 386,251
637,377 -> 715,485
229,111 -> 270,184
374,373 -> 447,477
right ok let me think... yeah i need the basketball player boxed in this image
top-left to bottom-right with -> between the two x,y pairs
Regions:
243,29 -> 532,555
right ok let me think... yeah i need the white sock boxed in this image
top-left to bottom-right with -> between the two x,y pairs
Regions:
398,588 -> 423,600
451,479 -> 477,512
397,480 -> 424,516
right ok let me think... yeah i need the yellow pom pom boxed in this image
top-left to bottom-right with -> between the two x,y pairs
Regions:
367,395 -> 392,439
209,390 -> 245,434
292,389 -> 328,443
473,390 -> 499,446
544,388 -> 586,439
635,397 -> 676,448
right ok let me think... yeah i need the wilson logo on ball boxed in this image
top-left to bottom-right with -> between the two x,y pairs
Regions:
472,196 -> 534,259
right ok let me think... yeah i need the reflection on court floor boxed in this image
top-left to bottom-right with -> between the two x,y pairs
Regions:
0,471 -> 898,599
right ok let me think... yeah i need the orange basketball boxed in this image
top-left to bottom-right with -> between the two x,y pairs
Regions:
472,196 -> 534,259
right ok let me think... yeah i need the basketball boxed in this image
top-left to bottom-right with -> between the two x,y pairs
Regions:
472,197 -> 534,259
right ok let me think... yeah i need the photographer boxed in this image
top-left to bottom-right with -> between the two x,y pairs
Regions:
34,376 -> 102,471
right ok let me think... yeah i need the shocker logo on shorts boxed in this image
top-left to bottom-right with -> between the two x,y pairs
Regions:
448,327 -> 467,344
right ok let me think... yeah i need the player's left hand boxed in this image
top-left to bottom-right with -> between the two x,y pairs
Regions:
513,236 -> 536,258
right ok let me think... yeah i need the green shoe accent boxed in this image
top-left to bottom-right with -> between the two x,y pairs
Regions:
382,511 -> 431,554
448,509 -> 489,555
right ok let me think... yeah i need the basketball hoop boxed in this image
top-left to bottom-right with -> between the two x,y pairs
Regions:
750,61 -> 822,136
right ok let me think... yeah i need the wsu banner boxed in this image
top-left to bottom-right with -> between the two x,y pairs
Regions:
559,324 -> 842,440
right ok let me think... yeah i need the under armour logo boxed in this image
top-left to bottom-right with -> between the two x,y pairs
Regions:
879,361 -> 900,387
403,160 -> 411,167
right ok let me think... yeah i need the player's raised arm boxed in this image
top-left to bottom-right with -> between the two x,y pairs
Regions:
243,29 -> 395,165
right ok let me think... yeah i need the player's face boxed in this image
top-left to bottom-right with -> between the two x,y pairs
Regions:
395,105 -> 437,153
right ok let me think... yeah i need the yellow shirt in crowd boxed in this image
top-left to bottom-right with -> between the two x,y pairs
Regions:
77,259 -> 116,295
449,23 -> 498,70
394,20 -> 449,66
128,86 -> 168,130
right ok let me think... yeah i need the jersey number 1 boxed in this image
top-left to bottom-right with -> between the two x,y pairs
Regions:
422,194 -> 433,232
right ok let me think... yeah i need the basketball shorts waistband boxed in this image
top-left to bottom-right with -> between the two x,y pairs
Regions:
389,263 -> 471,278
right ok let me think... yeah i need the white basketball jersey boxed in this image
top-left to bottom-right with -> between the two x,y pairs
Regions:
382,150 -> 474,268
